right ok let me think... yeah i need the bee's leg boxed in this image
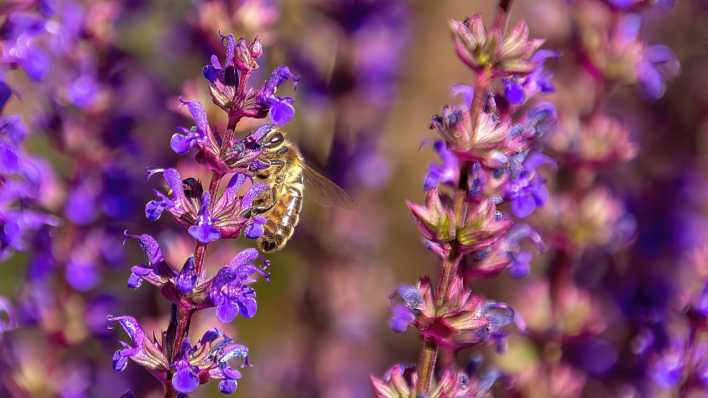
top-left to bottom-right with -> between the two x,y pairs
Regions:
255,159 -> 285,179
241,159 -> 285,217
241,186 -> 279,217
268,159 -> 286,174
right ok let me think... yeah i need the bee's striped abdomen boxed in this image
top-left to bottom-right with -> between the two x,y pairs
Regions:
257,177 -> 304,253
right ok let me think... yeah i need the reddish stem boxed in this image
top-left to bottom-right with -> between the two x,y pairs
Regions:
468,68 -> 493,145
193,243 -> 207,276
494,0 -> 514,32
548,248 -> 573,325
679,327 -> 698,398
163,383 -> 177,398
415,249 -> 463,395
415,2 -> 514,392
163,173 -> 216,397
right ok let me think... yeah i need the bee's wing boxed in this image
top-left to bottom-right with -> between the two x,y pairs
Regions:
297,159 -> 353,208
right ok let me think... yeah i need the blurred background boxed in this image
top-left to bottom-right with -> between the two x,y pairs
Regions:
1,0 -> 707,397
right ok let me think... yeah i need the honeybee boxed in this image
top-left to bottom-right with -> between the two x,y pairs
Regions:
223,125 -> 351,252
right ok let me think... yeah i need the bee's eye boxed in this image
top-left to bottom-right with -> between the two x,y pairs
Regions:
265,132 -> 284,148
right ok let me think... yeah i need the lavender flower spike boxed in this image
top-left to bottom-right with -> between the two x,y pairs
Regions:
108,33 -> 293,397
374,2 -> 558,396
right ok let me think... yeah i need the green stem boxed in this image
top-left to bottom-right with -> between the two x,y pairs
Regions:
416,339 -> 438,394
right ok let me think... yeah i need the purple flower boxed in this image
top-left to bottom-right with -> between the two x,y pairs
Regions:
50,1 -> 84,54
652,350 -> 684,388
208,341 -> 247,394
160,329 -> 249,395
0,119 -> 23,172
524,102 -> 557,138
208,249 -> 269,323
243,216 -> 266,240
175,257 -> 197,294
451,84 -> 475,106
0,115 -> 27,144
501,50 -> 557,106
390,304 -> 415,333
398,284 -> 424,309
146,168 -> 269,242
609,0 -> 638,8
19,46 -> 50,82
202,33 -> 299,127
0,81 -> 12,112
503,79 -> 525,105
110,316 -> 143,371
268,96 -> 295,125
123,231 -> 174,289
2,12 -> 46,39
508,250 -> 532,278
170,127 -> 200,155
505,152 -> 556,218
424,140 -> 459,191
638,45 -> 680,99
170,99 -> 213,155
219,379 -> 238,394
203,34 -> 237,84
172,360 -> 199,393
0,10 -> 52,81
67,73 -> 99,109
481,301 -> 517,353
692,283 -> 708,318
527,50 -> 558,92
0,116 -> 58,258
487,223 -> 545,279
188,192 -> 220,244
65,257 -> 99,291
108,315 -> 167,373
389,285 -> 423,332
145,168 -> 186,221
259,66 -> 299,125
65,180 -> 98,225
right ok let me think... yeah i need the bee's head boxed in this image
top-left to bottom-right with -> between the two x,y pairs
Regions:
258,127 -> 286,150
223,125 -> 286,169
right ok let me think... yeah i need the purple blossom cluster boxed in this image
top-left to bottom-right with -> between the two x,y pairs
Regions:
0,3 -> 64,262
109,33 -> 297,396
0,1 -> 153,395
502,0 -> 682,396
372,2 -> 559,396
0,109 -> 57,260
110,315 -> 250,395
